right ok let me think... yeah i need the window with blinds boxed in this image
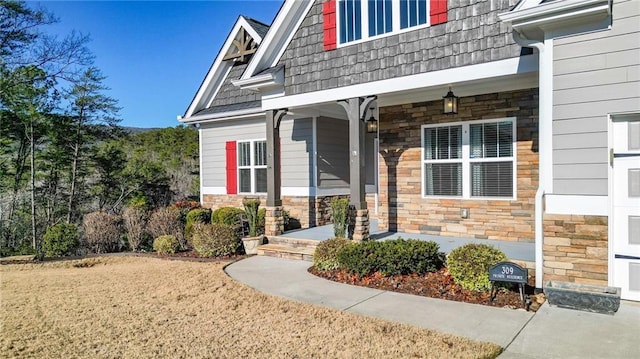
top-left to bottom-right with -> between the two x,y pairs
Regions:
422,118 -> 516,199
238,140 -> 267,194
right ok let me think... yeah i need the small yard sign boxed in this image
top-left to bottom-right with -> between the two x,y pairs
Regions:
489,261 -> 528,305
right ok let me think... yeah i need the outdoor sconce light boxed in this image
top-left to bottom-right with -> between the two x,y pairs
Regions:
366,108 -> 378,133
443,87 -> 459,115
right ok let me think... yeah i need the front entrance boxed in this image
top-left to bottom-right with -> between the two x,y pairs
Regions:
611,116 -> 640,301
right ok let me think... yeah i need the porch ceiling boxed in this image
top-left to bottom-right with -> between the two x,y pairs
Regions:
284,70 -> 537,117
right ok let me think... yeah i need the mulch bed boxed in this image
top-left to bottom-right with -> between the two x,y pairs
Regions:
309,266 -> 545,311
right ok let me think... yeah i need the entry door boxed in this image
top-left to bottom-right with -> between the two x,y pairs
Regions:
612,117 -> 640,301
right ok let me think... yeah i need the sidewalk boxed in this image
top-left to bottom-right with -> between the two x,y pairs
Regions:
225,256 -> 640,358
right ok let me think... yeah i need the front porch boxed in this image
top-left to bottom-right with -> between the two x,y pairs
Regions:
259,219 -> 535,269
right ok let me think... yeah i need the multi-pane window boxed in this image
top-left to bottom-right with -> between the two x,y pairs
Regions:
339,0 -> 362,43
368,0 -> 392,37
338,0 -> 429,45
238,140 -> 267,194
400,0 -> 427,29
422,119 -> 516,199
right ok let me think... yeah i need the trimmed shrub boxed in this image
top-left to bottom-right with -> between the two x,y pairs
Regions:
153,235 -> 180,255
82,211 -> 122,254
313,237 -> 351,271
211,207 -> 245,226
447,243 -> 508,292
336,238 -> 444,276
258,208 -> 266,232
185,208 -> 212,241
42,223 -> 79,257
147,207 -> 185,249
330,197 -> 349,238
190,223 -> 241,257
123,206 -> 148,251
243,198 -> 261,237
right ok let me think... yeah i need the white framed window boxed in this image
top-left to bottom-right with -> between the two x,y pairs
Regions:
422,118 -> 517,199
238,140 -> 267,194
338,0 -> 429,46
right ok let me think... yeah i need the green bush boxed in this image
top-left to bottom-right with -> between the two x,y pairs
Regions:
185,208 -> 211,241
243,198 -> 261,237
153,235 -> 180,255
42,223 -> 79,257
336,238 -> 444,276
330,197 -> 349,238
190,223 -> 241,257
211,207 -> 245,226
447,243 -> 508,292
313,237 -> 351,271
258,208 -> 266,232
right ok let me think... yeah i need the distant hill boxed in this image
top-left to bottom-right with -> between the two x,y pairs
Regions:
122,126 -> 164,134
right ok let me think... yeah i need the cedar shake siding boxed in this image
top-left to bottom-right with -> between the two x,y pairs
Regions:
378,88 -> 539,241
278,0 -> 523,96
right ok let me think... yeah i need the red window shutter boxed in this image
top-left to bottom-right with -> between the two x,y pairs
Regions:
225,141 -> 237,195
323,0 -> 337,51
430,0 -> 448,25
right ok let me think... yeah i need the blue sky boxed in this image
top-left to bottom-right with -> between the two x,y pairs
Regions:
34,1 -> 283,128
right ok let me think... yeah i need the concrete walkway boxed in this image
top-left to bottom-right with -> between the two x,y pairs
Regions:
225,256 -> 640,358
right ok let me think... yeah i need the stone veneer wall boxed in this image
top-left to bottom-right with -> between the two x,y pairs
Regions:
377,88 -> 538,242
543,214 -> 608,286
202,193 -> 370,229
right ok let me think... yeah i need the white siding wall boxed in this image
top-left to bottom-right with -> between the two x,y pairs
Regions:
552,0 -> 640,195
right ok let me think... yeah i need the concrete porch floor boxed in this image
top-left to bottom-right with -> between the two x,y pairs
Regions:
280,219 -> 535,262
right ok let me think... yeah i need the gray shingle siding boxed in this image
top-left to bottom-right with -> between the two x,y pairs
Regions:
278,0 -> 522,96
209,63 -> 260,108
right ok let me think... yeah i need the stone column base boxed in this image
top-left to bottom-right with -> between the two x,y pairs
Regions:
352,209 -> 370,241
265,206 -> 284,237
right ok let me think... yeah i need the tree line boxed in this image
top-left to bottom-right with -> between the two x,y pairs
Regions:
0,1 -> 198,256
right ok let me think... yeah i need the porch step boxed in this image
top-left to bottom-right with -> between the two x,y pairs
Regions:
256,236 -> 319,261
257,244 -> 315,261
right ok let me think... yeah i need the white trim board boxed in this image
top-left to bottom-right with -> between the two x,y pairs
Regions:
545,194 -> 609,215
263,55 -> 538,110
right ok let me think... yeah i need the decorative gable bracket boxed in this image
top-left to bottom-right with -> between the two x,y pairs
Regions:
223,27 -> 258,63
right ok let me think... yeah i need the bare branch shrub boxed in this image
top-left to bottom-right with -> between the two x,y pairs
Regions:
123,207 -> 148,251
82,211 -> 122,253
147,207 -> 185,249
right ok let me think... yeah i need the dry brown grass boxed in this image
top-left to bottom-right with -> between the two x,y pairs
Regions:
1,257 -> 501,358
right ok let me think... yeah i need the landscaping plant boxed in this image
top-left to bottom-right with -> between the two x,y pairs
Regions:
147,207 -> 185,249
190,223 -> 241,257
123,206 -> 148,251
153,235 -> 180,255
242,198 -> 261,237
185,208 -> 212,241
447,243 -> 508,292
82,211 -> 122,253
42,223 -> 79,257
313,237 -> 351,271
336,238 -> 444,276
330,197 -> 349,238
211,207 -> 245,226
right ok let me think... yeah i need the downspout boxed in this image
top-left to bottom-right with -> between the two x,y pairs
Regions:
512,31 -> 552,290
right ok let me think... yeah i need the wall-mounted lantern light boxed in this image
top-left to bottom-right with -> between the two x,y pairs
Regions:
443,87 -> 459,115
366,109 -> 378,133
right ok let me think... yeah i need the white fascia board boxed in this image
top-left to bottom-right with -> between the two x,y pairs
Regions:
545,194 -> 609,216
184,17 -> 265,118
231,66 -> 284,92
242,0 -> 314,80
263,55 -> 538,110
179,108 -> 264,125
499,0 -> 611,41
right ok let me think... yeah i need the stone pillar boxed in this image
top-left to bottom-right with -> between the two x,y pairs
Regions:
265,206 -> 284,237
352,209 -> 370,241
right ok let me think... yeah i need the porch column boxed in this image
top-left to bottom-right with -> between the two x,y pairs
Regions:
265,108 -> 287,237
338,96 -> 376,241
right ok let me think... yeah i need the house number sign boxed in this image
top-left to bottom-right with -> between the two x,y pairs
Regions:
488,261 -> 528,305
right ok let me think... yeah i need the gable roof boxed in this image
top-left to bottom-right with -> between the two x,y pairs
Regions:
181,15 -> 270,122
